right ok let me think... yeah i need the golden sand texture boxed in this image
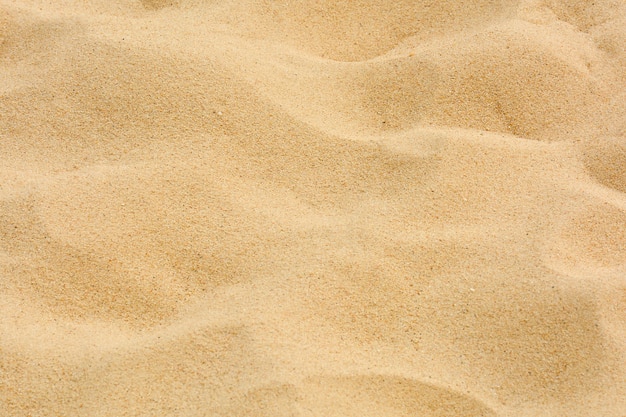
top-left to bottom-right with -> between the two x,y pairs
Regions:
1,0 -> 626,416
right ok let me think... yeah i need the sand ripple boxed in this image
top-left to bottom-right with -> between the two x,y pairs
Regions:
1,1 -> 626,416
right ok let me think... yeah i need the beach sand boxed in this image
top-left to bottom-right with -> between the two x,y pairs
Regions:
1,1 -> 626,416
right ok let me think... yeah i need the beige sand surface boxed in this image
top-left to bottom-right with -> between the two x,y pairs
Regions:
1,0 -> 626,416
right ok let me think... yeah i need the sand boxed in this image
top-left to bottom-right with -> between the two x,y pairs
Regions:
1,0 -> 626,416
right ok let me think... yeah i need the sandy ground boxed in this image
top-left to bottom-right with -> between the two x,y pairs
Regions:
1,1 -> 626,416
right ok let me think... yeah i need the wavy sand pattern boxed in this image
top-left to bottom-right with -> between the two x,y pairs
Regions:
1,1 -> 626,416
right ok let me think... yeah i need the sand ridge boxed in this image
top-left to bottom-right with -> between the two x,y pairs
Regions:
1,0 -> 626,416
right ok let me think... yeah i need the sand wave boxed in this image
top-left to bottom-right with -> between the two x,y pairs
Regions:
1,0 -> 626,416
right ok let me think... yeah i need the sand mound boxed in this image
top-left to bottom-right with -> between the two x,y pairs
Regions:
194,0 -> 518,62
582,136 -> 626,193
1,0 -> 626,416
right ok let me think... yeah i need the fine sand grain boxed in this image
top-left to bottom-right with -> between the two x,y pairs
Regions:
1,1 -> 626,416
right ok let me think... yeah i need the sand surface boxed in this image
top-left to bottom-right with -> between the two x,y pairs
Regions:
1,0 -> 626,416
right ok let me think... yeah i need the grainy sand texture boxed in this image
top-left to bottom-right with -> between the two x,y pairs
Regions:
1,1 -> 626,416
